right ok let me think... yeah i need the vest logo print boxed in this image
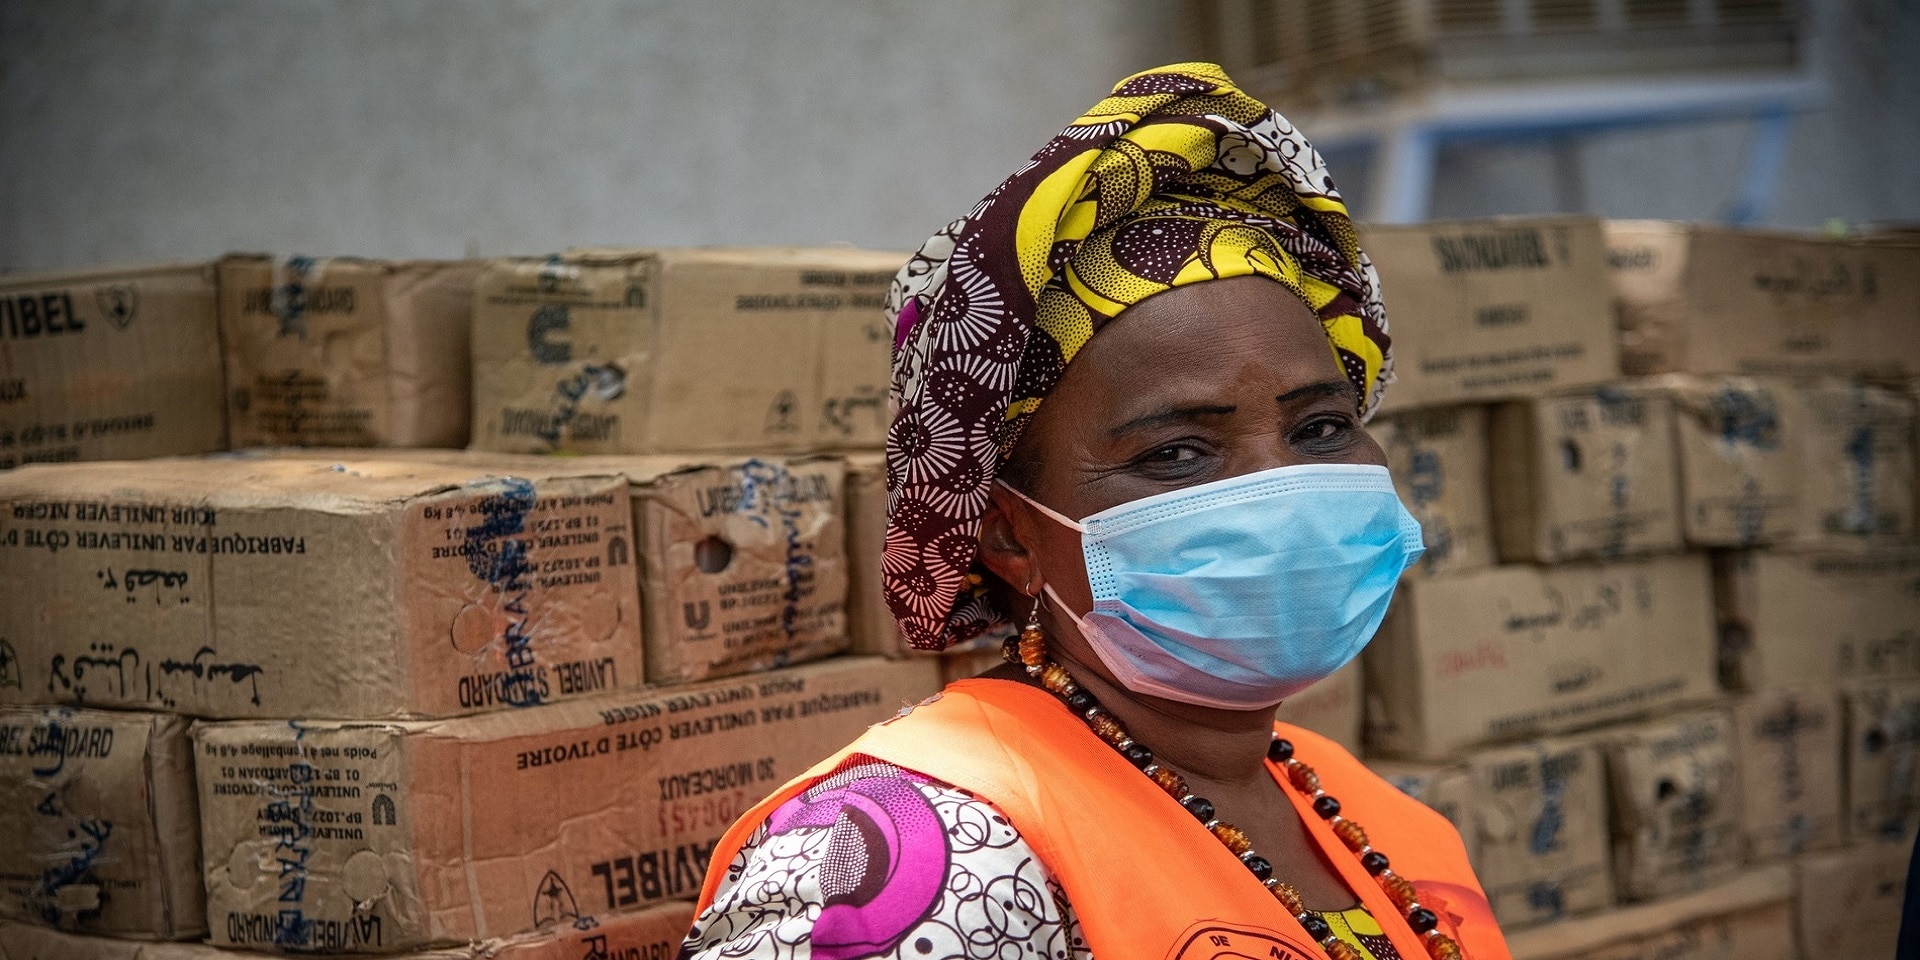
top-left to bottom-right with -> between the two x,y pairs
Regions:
1169,923 -> 1318,960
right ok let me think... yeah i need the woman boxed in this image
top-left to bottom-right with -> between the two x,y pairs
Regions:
682,63 -> 1509,960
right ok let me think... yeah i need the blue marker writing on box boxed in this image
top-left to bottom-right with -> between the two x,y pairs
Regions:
463,479 -> 544,708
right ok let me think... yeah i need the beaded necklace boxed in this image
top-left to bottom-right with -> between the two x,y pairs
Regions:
1006,616 -> 1464,960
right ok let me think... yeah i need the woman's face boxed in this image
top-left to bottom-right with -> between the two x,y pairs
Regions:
982,274 -> 1388,618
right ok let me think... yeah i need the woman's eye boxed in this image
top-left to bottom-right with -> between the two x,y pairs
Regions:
1141,444 -> 1203,464
1293,416 -> 1354,448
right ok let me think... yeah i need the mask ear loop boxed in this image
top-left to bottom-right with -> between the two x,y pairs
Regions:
997,479 -> 1086,532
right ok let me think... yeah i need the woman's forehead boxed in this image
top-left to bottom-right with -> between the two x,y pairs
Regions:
1026,279 -> 1348,439
1076,280 -> 1335,387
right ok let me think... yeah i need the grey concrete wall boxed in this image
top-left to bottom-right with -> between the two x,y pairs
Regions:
1428,0 -> 1920,227
4,0 -> 1911,277
0,0 -> 1176,274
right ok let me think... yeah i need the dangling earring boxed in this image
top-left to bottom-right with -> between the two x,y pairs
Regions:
1007,581 -> 1049,673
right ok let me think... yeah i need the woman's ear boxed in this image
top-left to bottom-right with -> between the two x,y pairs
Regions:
976,485 -> 1042,599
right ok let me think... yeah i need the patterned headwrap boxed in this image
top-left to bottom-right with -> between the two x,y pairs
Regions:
883,62 -> 1393,650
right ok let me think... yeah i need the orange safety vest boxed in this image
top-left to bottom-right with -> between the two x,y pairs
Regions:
696,678 -> 1510,960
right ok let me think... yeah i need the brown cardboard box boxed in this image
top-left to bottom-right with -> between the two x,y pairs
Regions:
1372,406 -> 1495,577
1512,900 -> 1794,960
1844,680 -> 1920,843
1795,381 -> 1916,546
1713,547 -> 1920,692
193,656 -> 936,953
1366,555 -> 1718,760
0,263 -> 223,470
228,449 -> 855,686
1912,381 -> 1920,545
938,648 -> 1005,686
0,457 -> 642,718
1729,688 -> 1844,860
625,455 -> 849,684
1607,221 -> 1920,379
219,256 -> 479,448
1462,737 -> 1614,929
1598,708 -> 1743,901
1367,760 -> 1478,865
471,247 -> 901,455
0,921 -> 410,959
1502,864 -> 1793,960
1490,384 -> 1684,564
0,707 -> 201,939
0,900 -> 691,958
1361,217 -> 1620,411
476,901 -> 694,960
1795,841 -> 1907,958
843,452 -> 906,657
1275,658 -> 1363,754
1660,375 -> 1804,547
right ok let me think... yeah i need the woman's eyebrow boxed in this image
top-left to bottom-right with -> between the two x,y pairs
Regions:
1275,380 -> 1358,407
1107,404 -> 1238,438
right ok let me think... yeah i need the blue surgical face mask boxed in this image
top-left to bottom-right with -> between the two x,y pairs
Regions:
1004,463 -> 1424,711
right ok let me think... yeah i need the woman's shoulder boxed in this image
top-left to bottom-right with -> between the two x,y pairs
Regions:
682,754 -> 1091,960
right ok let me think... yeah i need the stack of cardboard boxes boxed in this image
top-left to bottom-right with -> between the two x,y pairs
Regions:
0,248 -> 943,958
1,221 -> 1915,957
1354,218 -> 1920,959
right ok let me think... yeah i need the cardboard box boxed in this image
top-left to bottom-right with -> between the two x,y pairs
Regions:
0,926 -> 452,960
229,448 -> 855,685
0,707 -> 201,939
471,247 -> 902,455
938,648 -> 1006,686
1368,760 -> 1478,865
0,921 -> 410,959
1490,384 -> 1684,564
1461,737 -> 1614,929
1366,555 -> 1718,760
219,256 -> 479,449
1361,217 -> 1620,411
1598,708 -> 1743,901
1795,381 -> 1916,546
1607,221 -> 1920,379
1660,375 -> 1803,547
467,901 -> 694,960
1515,900 -> 1794,960
1844,680 -> 1920,843
1372,406 -> 1495,577
1713,547 -> 1920,692
1502,863 -> 1793,960
1795,841 -> 1908,958
0,900 -> 692,959
0,457 -> 642,718
1275,658 -> 1363,755
843,452 -> 904,657
0,263 -> 223,470
1729,688 -> 1844,860
193,656 -> 937,953
625,455 -> 849,684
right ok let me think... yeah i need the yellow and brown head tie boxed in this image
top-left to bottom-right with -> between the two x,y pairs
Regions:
883,62 -> 1395,649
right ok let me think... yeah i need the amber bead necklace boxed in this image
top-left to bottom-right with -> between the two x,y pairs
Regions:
1005,605 -> 1464,960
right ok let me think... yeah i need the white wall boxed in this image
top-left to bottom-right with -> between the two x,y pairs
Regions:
0,1 -> 1175,274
